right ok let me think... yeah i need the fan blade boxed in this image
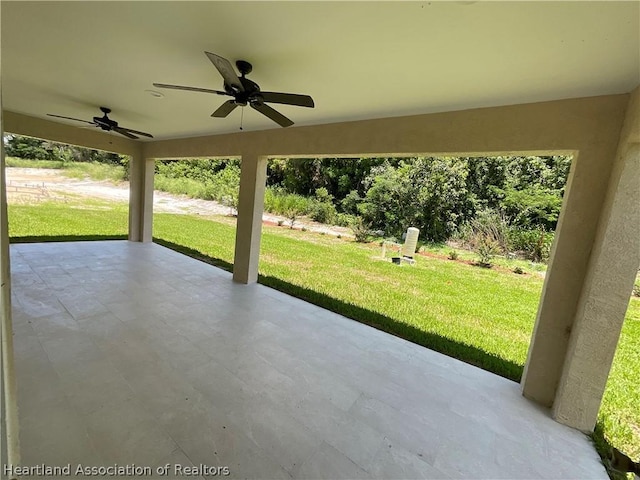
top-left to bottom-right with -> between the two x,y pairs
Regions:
251,103 -> 294,128
205,52 -> 244,93
117,127 -> 154,139
112,127 -> 138,140
212,100 -> 238,118
153,83 -> 228,96
47,114 -> 95,125
260,92 -> 315,108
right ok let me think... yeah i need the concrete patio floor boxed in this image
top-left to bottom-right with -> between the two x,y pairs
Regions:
10,241 -> 607,479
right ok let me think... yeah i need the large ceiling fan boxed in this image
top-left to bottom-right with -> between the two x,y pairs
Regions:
47,107 -> 153,139
154,52 -> 315,128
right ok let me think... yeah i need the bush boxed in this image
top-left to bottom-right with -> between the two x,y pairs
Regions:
499,186 -> 563,231
279,194 -> 309,229
155,158 -> 238,183
507,227 -> 553,262
310,188 -> 338,224
448,250 -> 459,260
264,188 -> 313,217
152,162 -> 241,209
335,213 -> 355,227
458,209 -> 509,255
476,237 -> 500,267
351,217 -> 371,243
341,190 -> 362,216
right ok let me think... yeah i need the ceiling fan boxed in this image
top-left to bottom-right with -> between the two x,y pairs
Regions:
47,107 -> 153,139
154,51 -> 315,128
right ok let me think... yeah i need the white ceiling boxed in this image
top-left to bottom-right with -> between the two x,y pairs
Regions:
2,1 -> 639,141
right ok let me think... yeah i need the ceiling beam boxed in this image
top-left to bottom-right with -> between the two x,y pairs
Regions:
3,111 -> 142,157
142,94 -> 628,160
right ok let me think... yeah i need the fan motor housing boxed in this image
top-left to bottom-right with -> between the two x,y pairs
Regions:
231,77 -> 262,106
93,116 -> 118,130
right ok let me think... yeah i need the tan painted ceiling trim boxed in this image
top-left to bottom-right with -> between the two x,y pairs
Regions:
3,111 -> 142,157
3,92 -> 631,161
142,93 -> 629,160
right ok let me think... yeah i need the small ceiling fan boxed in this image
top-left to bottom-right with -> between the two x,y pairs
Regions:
47,107 -> 153,139
154,51 -> 315,128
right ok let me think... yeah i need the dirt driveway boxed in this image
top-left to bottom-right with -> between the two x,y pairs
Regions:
5,167 -> 352,237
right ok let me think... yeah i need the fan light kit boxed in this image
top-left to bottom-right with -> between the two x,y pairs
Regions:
154,51 -> 315,128
47,107 -> 153,139
145,89 -> 164,98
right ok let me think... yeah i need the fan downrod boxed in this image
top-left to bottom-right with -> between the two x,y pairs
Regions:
236,60 -> 252,77
100,106 -> 112,115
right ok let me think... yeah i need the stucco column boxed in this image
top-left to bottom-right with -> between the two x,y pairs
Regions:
233,153 -> 267,284
521,99 -> 630,410
128,153 -> 154,242
0,28 -> 22,469
551,89 -> 640,431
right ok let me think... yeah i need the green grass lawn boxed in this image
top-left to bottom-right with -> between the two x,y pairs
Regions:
8,200 -> 640,467
418,241 -> 548,274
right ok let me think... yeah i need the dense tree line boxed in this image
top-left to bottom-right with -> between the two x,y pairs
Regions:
5,134 -> 571,258
267,155 -> 571,241
4,134 -> 124,165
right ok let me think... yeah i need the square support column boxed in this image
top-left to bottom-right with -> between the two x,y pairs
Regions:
233,154 -> 267,284
523,87 -> 640,431
128,153 -> 154,242
0,47 -> 22,469
552,92 -> 640,431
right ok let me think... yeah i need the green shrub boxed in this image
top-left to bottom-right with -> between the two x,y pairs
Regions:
5,157 -> 65,169
351,217 -> 371,243
310,188 -> 338,224
155,158 -> 239,183
448,250 -> 459,261
335,213 -> 355,227
341,190 -> 363,216
507,227 -> 553,262
476,237 -> 500,268
154,175 -> 204,197
153,162 -> 240,209
264,188 -> 313,217
499,186 -> 563,231
458,209 -> 508,267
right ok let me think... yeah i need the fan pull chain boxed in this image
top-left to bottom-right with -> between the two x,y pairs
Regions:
240,107 -> 244,131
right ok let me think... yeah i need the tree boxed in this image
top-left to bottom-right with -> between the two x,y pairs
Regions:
359,157 -> 474,242
4,134 -> 126,166
216,164 -> 241,215
4,135 -> 54,160
499,186 -> 564,230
